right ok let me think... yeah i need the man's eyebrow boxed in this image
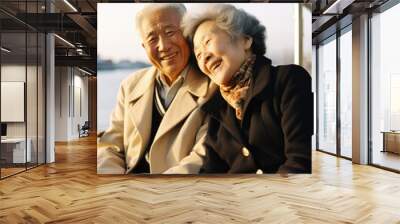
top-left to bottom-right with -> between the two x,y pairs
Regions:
144,24 -> 178,37
145,31 -> 156,38
163,24 -> 179,31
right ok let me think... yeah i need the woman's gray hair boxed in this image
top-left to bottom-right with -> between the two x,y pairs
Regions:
182,4 -> 266,56
136,3 -> 186,34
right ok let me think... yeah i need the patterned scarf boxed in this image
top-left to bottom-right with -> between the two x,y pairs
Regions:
220,54 -> 256,120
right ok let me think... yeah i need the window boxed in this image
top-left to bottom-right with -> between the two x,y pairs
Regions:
370,2 -> 400,171
317,36 -> 337,154
339,27 -> 352,158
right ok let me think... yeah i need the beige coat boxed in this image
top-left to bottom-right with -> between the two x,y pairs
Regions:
97,65 -> 216,174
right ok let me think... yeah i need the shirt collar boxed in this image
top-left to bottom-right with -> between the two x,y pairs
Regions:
156,66 -> 189,90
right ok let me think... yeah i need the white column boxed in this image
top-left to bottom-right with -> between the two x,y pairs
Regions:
45,1 -> 55,163
352,14 -> 369,164
46,33 -> 55,163
301,4 -> 312,74
312,45 -> 317,150
294,4 -> 300,66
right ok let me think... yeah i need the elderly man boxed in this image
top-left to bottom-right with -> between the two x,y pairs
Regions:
97,3 -> 215,174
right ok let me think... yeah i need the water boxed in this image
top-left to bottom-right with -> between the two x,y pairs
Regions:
97,68 -> 141,132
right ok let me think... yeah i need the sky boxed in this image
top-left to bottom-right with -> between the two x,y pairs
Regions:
97,3 -> 309,65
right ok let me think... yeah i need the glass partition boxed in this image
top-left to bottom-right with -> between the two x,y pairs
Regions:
38,32 -> 45,165
1,31 -> 28,178
317,35 -> 337,154
0,1 -> 46,179
370,3 -> 400,171
27,31 -> 38,169
26,1 -> 39,168
339,27 -> 352,158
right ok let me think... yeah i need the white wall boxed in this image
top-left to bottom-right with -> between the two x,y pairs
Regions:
1,64 -> 46,163
1,65 -> 26,141
55,66 -> 69,141
54,67 -> 89,141
1,65 -> 34,138
72,71 -> 89,138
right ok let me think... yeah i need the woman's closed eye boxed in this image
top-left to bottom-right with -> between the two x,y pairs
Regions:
196,53 -> 202,60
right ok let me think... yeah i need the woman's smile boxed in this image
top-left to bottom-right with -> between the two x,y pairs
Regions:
193,20 -> 252,86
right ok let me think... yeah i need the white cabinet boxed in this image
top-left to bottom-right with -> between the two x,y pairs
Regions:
1,138 -> 32,163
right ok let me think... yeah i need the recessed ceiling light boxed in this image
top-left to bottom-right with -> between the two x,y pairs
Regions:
1,47 -> 11,53
54,34 -> 75,48
63,0 -> 78,12
78,67 -> 93,76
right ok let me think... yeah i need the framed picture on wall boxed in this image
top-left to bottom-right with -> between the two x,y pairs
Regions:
97,2 -> 313,175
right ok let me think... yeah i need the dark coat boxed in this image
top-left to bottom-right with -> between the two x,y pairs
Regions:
200,56 -> 313,174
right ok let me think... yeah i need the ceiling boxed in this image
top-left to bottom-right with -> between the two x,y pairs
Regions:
311,0 -> 391,44
0,0 -> 98,74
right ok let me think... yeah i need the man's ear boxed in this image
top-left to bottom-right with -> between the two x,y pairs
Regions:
141,42 -> 145,48
244,36 -> 253,50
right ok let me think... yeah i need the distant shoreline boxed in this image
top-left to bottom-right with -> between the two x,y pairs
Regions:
97,59 -> 150,71
98,66 -> 146,71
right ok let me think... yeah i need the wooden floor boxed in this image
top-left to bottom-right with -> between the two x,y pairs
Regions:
1,136 -> 400,223
0,167 -> 26,178
1,163 -> 45,178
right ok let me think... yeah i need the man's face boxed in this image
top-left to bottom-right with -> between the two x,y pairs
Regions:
140,8 -> 190,78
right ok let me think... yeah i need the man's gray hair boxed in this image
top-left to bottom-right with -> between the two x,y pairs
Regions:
182,4 -> 266,56
136,3 -> 186,34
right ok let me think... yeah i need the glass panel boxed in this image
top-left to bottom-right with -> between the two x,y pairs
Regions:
317,36 -> 337,154
26,0 -> 39,169
371,3 -> 400,171
339,28 -> 352,158
312,45 -> 317,150
38,32 -> 45,165
0,1 -> 46,178
27,31 -> 38,169
1,31 -> 27,177
1,1 -> 28,178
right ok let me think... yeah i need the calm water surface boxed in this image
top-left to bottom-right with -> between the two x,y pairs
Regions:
97,68 -> 144,132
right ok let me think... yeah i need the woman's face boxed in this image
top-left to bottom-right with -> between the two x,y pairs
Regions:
193,20 -> 252,86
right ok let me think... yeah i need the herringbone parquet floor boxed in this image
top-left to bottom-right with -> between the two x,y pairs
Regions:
1,135 -> 400,223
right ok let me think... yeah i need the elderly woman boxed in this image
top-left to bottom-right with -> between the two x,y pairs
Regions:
183,4 -> 313,174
